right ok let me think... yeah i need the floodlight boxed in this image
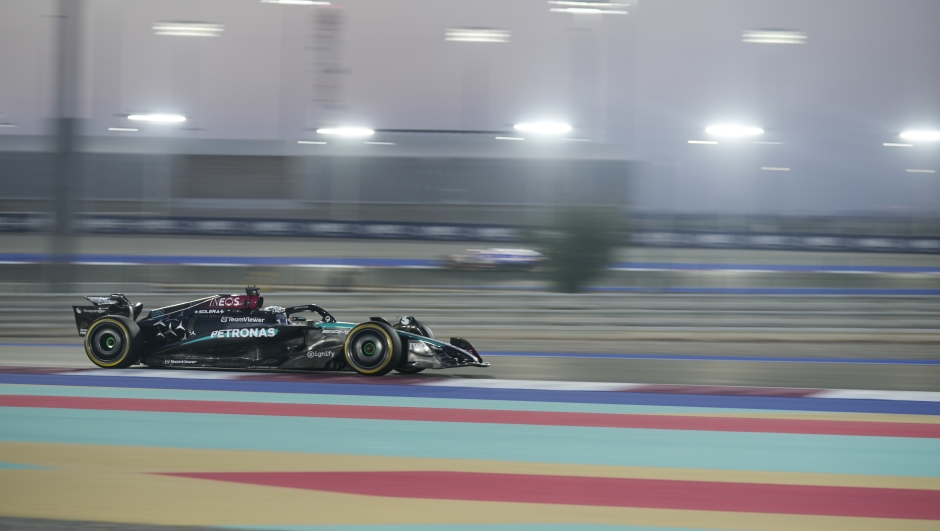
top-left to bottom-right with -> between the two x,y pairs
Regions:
549,1 -> 628,5
445,28 -> 510,43
548,1 -> 628,14
550,8 -> 628,14
900,130 -> 940,141
262,0 -> 330,5
153,22 -> 224,37
513,122 -> 572,135
316,127 -> 374,137
109,128 -> 138,132
128,114 -> 186,123
705,125 -> 763,137
742,30 -> 807,44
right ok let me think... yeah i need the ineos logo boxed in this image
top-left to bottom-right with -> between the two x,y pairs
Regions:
210,297 -> 241,307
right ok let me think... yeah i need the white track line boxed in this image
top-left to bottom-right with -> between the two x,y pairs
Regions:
422,379 -> 645,392
813,389 -> 940,402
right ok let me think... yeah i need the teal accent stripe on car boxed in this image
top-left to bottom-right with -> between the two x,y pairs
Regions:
396,330 -> 449,348
182,336 -> 214,345
316,323 -> 357,330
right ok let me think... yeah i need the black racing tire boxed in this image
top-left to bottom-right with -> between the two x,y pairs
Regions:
84,316 -> 142,369
344,321 -> 402,376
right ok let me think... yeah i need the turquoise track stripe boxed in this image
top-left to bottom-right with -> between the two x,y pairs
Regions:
0,384 -> 805,416
2,408 -> 938,477
0,461 -> 42,469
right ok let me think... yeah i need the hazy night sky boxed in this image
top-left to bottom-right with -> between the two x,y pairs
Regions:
0,0 -> 938,215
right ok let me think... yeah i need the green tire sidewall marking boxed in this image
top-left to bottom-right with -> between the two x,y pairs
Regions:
344,323 -> 395,374
84,319 -> 131,368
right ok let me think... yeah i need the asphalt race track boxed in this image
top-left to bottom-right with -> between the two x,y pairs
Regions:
2,233 -> 939,528
2,365 -> 940,530
2,344 -> 940,392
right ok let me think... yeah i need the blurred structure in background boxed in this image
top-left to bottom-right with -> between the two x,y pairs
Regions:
0,0 -> 937,294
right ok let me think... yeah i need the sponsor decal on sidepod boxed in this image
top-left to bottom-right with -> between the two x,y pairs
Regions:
221,316 -> 266,323
210,328 -> 277,339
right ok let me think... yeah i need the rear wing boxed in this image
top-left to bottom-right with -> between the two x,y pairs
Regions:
72,294 -> 143,337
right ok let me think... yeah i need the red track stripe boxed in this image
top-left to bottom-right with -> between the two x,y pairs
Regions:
164,471 -> 940,520
1,395 -> 937,438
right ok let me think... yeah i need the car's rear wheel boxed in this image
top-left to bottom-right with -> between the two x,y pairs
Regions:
344,322 -> 402,376
84,316 -> 142,368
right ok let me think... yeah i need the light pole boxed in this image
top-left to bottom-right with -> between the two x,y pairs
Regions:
49,0 -> 84,292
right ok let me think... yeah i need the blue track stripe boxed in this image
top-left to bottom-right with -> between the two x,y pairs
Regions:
3,253 -> 939,273
611,262 -> 940,274
0,343 -> 80,348
483,351 -> 940,365
586,287 -> 940,295
433,286 -> 940,295
0,383 -> 832,416
0,254 -> 433,268
1,373 -> 938,415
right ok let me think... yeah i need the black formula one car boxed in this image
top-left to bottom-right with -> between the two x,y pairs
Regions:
72,287 -> 488,376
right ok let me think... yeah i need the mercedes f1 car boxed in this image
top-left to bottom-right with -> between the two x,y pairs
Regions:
72,287 -> 488,376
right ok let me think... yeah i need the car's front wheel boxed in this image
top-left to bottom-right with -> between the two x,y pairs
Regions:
344,322 -> 402,376
84,316 -> 142,368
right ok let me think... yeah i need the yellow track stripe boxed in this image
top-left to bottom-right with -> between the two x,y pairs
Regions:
0,468 -> 935,530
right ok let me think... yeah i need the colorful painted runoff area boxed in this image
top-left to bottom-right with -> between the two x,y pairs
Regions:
1,368 -> 939,531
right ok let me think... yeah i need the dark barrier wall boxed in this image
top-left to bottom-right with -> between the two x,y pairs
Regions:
1,213 -> 937,254
0,152 -> 632,225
